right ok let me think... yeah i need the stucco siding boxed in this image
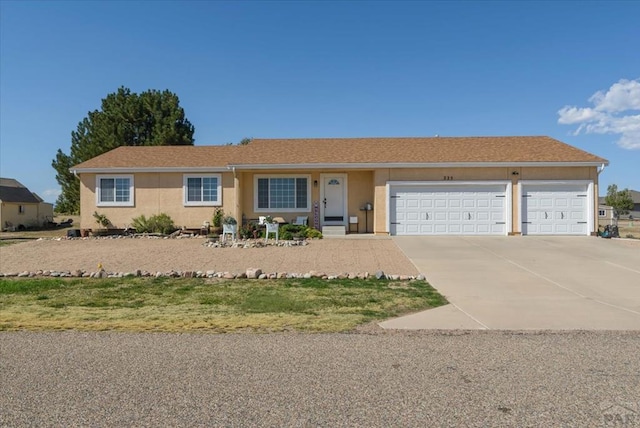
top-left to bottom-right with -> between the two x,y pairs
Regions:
1,202 -> 42,230
80,172 -> 235,229
237,170 -> 373,229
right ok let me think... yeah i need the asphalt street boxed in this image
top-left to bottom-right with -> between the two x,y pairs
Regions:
1,331 -> 639,427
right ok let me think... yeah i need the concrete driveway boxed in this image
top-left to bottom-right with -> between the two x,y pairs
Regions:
382,236 -> 640,330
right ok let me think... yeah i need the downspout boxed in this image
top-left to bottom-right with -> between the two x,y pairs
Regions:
596,163 -> 607,230
230,166 -> 240,229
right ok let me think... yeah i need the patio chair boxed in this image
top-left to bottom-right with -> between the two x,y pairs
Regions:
265,222 -> 279,243
292,216 -> 308,226
222,224 -> 236,242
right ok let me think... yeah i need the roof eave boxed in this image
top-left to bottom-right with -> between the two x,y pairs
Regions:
229,161 -> 609,170
71,161 -> 609,174
70,166 -> 230,174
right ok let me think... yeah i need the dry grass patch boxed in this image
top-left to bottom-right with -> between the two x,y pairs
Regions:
0,277 -> 446,333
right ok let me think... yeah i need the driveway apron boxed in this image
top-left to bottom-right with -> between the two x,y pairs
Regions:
383,236 -> 640,330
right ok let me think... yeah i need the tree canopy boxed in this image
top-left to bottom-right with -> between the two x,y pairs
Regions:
604,184 -> 634,224
52,87 -> 195,213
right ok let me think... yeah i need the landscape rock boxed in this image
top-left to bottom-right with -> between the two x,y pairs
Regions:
246,268 -> 262,279
375,270 -> 385,280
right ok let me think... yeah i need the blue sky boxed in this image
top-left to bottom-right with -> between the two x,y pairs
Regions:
1,1 -> 638,204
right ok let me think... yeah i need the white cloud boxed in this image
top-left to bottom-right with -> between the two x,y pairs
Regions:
558,78 -> 640,150
42,189 -> 61,198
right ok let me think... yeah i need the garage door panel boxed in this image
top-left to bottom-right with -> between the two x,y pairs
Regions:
463,200 -> 475,208
406,212 -> 419,221
433,212 -> 447,221
476,212 -> 489,221
462,224 -> 476,233
390,184 -> 508,236
570,211 -> 584,220
521,183 -> 590,236
448,224 -> 462,233
491,212 -> 504,221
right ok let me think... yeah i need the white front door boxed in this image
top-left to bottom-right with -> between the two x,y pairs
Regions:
321,174 -> 347,226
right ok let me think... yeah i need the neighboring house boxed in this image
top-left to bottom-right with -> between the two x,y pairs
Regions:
598,190 -> 640,224
71,136 -> 608,236
0,178 -> 54,231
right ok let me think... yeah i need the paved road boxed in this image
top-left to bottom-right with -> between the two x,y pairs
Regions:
385,236 -> 640,330
1,331 -> 639,427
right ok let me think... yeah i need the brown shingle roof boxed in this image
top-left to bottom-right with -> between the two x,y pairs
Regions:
240,136 -> 608,165
71,145 -> 240,170
71,136 -> 608,171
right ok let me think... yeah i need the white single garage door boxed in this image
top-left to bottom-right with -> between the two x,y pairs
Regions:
521,184 -> 589,235
390,184 -> 508,235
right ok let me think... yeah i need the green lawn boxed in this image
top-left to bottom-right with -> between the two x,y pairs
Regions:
0,277 -> 446,333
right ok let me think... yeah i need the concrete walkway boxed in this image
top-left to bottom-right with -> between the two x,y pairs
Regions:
381,236 -> 640,330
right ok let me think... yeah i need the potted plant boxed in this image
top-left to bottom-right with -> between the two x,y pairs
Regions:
222,215 -> 237,236
211,207 -> 224,235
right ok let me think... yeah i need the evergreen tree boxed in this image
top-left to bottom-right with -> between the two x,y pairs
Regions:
52,87 -> 195,213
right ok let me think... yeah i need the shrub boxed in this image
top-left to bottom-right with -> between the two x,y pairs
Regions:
279,224 -> 305,240
239,223 -> 262,239
279,224 -> 323,240
305,228 -> 323,239
131,213 -> 177,234
212,208 -> 224,228
131,215 -> 151,233
93,212 -> 110,228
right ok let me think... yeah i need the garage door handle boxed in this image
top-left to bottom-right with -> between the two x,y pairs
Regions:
467,213 -> 471,220
545,212 -> 549,219
561,212 -> 564,219
425,213 -> 429,220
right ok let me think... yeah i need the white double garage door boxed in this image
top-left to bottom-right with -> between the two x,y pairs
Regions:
389,181 -> 593,236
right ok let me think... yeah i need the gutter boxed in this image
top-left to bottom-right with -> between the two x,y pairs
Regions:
597,163 -> 606,175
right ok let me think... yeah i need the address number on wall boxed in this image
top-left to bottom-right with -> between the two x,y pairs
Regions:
443,176 -> 454,181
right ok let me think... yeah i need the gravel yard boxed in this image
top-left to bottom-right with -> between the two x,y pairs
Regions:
1,330 -> 639,427
0,237 -> 418,276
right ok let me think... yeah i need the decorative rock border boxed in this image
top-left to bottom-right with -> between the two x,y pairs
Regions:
203,239 -> 309,248
0,268 -> 426,281
31,236 -> 313,246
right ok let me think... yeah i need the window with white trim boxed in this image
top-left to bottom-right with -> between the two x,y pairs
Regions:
183,174 -> 221,206
18,205 -> 25,214
255,175 -> 310,212
599,209 -> 606,217
96,175 -> 134,206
